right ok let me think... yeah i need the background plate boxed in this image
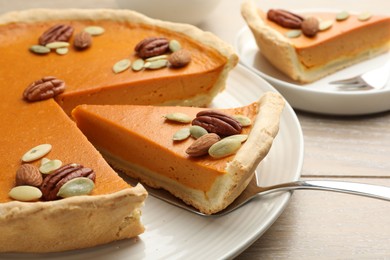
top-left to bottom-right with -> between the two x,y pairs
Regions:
3,65 -> 303,260
235,26 -> 390,115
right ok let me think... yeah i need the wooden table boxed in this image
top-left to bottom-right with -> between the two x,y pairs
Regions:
1,0 -> 389,258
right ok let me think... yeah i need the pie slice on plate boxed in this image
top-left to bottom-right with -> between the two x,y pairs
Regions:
72,92 -> 285,215
241,0 -> 390,83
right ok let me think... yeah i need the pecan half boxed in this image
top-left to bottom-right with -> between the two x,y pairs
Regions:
74,31 -> 92,49
23,76 -> 66,102
267,9 -> 304,29
192,110 -> 242,137
40,163 -> 95,201
39,24 -> 74,46
135,37 -> 169,59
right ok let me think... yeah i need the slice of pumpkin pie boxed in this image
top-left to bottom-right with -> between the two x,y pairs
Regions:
72,92 -> 285,215
241,0 -> 390,82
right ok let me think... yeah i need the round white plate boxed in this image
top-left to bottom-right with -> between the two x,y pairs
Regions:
235,26 -> 390,115
3,65 -> 303,260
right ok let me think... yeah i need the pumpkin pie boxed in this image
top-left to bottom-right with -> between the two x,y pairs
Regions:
241,0 -> 390,83
72,92 -> 285,215
0,8 -> 237,252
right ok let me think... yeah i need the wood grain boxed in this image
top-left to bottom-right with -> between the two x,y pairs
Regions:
299,111 -> 390,178
236,178 -> 390,259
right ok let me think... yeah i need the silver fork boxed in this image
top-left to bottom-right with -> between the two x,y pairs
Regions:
329,60 -> 390,90
128,173 -> 390,217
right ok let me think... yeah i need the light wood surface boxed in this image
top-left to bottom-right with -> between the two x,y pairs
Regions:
1,0 -> 389,258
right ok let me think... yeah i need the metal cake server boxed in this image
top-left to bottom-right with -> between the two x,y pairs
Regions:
126,172 -> 390,217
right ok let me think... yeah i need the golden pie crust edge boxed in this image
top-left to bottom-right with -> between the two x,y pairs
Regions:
241,0 -> 390,83
101,92 -> 285,215
0,184 -> 147,253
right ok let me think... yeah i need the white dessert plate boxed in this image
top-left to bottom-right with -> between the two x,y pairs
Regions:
235,26 -> 390,115
2,65 -> 303,259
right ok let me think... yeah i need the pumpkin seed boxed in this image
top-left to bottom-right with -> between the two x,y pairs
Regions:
285,30 -> 301,38
41,157 -> 50,166
190,125 -> 208,139
172,127 -> 191,141
145,55 -> 169,62
319,20 -> 334,31
39,159 -> 62,174
29,45 -> 50,54
165,112 -> 192,123
113,59 -> 131,74
233,115 -> 252,127
45,41 -> 70,49
57,177 -> 95,198
336,11 -> 349,21
22,144 -> 52,162
144,59 -> 168,70
169,39 -> 181,52
84,26 -> 105,36
9,185 -> 42,201
132,59 -> 145,71
358,12 -> 372,21
56,47 -> 69,55
208,138 -> 241,159
223,134 -> 248,143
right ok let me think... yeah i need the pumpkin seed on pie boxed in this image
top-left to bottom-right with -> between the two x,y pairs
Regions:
285,30 -> 302,38
144,59 -> 168,70
29,45 -> 50,54
336,11 -> 350,21
358,12 -> 372,21
84,26 -> 105,36
169,39 -> 181,52
57,177 -> 95,198
233,115 -> 252,127
9,186 -> 42,201
56,47 -> 69,55
208,138 -> 242,158
172,127 -> 191,141
113,59 -> 131,73
22,144 -> 52,162
39,159 -> 63,174
45,41 -> 70,49
190,125 -> 208,139
164,112 -> 192,123
319,20 -> 334,31
131,59 -> 145,71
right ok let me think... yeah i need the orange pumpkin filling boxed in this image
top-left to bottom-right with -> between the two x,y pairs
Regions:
259,10 -> 390,69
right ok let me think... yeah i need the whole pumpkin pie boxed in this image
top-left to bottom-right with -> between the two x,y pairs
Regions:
72,92 -> 285,215
241,0 -> 390,83
0,8 -> 237,253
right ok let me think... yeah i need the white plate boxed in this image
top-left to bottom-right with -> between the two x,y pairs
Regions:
3,65 -> 303,260
235,26 -> 390,115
